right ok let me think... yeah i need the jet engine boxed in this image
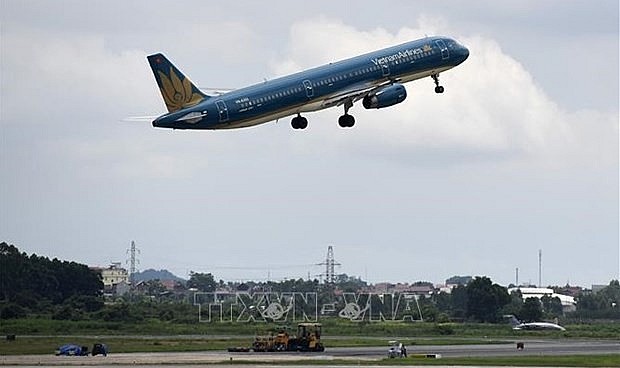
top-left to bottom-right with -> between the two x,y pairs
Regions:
362,84 -> 407,109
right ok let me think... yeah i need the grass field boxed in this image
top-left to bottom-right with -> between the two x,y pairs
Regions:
2,317 -> 619,338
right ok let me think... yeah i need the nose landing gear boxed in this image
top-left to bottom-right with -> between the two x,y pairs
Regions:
431,74 -> 444,93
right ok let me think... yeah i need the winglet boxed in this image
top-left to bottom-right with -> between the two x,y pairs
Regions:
147,53 -> 207,113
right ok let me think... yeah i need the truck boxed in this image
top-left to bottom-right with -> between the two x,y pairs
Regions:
228,323 -> 324,352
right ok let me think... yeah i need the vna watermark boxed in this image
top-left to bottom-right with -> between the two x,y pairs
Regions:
194,292 -> 424,322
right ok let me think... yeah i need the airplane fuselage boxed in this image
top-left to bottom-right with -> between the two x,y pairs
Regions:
151,36 -> 469,130
514,322 -> 566,331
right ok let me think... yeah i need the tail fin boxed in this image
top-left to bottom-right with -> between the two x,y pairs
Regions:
503,315 -> 520,327
147,53 -> 207,113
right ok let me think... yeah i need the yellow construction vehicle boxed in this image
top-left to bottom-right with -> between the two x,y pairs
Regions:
228,323 -> 324,352
288,323 -> 324,352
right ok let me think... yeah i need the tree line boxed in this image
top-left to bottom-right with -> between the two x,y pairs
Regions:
0,242 -> 103,319
1,243 -> 618,323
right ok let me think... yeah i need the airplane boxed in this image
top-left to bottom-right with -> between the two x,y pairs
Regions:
146,36 -> 469,130
504,315 -> 566,331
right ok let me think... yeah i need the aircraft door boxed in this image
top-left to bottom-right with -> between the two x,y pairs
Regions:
435,40 -> 449,60
381,63 -> 390,77
303,80 -> 314,98
215,100 -> 229,122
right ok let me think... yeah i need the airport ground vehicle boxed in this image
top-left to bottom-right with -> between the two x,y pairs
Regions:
387,340 -> 407,358
91,343 -> 108,356
228,323 -> 324,352
55,343 -> 108,356
55,344 -> 89,356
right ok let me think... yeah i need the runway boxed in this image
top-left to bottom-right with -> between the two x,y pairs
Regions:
1,339 -> 618,366
338,339 -> 620,358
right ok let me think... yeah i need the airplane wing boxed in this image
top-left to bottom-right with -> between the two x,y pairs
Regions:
198,87 -> 236,96
320,79 -> 399,109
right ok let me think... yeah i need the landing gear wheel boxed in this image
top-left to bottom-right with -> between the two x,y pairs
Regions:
298,117 -> 308,129
338,114 -> 355,128
291,115 -> 308,130
431,74 -> 444,93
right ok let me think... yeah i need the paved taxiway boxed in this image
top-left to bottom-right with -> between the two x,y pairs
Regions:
1,339 -> 618,366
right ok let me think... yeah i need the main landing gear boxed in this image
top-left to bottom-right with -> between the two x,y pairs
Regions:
432,73 -> 444,94
292,99 -> 356,130
338,99 -> 355,128
291,114 -> 308,129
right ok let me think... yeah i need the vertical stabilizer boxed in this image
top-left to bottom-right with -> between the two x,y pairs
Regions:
147,53 -> 207,113
504,315 -> 521,327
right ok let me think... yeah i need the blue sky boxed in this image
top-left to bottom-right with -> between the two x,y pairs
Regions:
1,0 -> 618,287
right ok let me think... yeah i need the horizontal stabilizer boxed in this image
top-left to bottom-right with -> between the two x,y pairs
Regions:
121,115 -> 161,123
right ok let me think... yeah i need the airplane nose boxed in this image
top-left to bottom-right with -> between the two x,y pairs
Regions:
456,45 -> 469,65
461,46 -> 469,61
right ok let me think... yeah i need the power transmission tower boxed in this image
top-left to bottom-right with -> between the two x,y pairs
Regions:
317,245 -> 341,283
126,240 -> 140,283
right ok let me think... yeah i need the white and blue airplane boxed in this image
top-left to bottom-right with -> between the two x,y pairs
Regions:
504,315 -> 566,331
147,36 -> 469,130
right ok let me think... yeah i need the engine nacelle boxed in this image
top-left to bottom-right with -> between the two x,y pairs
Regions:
362,83 -> 407,109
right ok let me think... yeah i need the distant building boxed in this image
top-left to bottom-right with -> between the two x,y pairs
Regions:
91,262 -> 129,294
437,285 -> 455,294
102,262 -> 129,286
555,285 -> 583,298
591,284 -> 608,293
509,287 -> 576,313
114,280 -> 131,296
363,283 -> 435,296
445,275 -> 473,287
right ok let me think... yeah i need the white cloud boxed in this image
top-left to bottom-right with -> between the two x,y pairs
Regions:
43,135 -> 209,180
1,28 -> 159,123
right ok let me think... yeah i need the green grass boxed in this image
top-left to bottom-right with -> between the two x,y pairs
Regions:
3,317 -> 619,338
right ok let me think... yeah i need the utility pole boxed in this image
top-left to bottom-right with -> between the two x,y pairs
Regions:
516,267 -> 519,286
538,249 -> 542,287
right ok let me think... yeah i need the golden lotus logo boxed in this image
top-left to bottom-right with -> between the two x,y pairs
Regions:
157,68 -> 203,112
